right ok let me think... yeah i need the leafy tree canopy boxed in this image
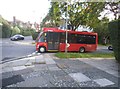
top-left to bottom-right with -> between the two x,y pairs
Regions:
41,1 -> 119,31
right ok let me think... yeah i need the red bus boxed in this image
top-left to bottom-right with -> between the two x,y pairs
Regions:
36,28 -> 98,53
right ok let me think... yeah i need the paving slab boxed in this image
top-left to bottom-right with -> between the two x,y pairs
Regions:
78,58 -> 119,77
33,64 -> 48,71
35,55 -> 46,64
45,58 -> 56,64
50,75 -> 79,87
21,71 -> 43,80
49,70 -> 67,77
78,81 -> 100,87
93,78 -> 115,87
14,76 -> 52,87
13,68 -> 34,76
13,66 -> 27,71
47,64 -> 61,71
2,71 -> 14,79
2,75 -> 24,87
1,54 -> 119,88
2,67 -> 13,74
69,73 -> 91,83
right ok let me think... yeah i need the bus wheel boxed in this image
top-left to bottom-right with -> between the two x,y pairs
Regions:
79,47 -> 85,53
39,46 -> 46,53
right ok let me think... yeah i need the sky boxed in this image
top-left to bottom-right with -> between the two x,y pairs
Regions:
0,0 -> 116,24
0,0 -> 50,23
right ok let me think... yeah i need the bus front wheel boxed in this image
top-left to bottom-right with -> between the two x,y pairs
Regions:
39,46 -> 46,53
79,47 -> 85,53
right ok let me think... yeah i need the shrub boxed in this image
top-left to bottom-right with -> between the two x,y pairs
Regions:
11,26 -> 21,36
32,32 -> 39,40
2,23 -> 12,38
108,19 -> 120,63
22,30 -> 31,36
0,16 -> 12,38
19,27 -> 36,36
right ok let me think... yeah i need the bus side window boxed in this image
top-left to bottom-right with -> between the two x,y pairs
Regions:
77,34 -> 96,44
68,34 -> 77,43
60,33 -> 65,43
77,35 -> 85,44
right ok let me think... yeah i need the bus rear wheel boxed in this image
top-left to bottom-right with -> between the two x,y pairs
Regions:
79,47 -> 85,53
39,46 -> 46,53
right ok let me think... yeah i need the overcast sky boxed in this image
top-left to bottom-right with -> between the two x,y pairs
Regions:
0,0 -> 50,23
0,0 -> 116,24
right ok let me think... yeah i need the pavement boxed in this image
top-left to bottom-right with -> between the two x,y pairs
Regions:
0,53 -> 120,88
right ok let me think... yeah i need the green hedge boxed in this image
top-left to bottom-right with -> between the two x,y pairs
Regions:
32,32 -> 39,40
108,19 -> 120,63
2,23 -> 12,38
19,28 -> 36,36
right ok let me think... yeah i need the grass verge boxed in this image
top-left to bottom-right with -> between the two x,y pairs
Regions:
55,52 -> 114,58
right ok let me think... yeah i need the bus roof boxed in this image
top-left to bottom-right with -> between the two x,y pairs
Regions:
43,28 -> 97,35
43,28 -> 65,32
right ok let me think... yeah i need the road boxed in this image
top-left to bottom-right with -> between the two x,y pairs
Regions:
92,45 -> 113,53
0,36 -> 35,61
0,36 -> 113,62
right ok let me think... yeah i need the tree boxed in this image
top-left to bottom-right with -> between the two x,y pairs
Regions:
49,2 -> 61,27
2,23 -> 12,38
94,17 -> 110,44
11,26 -> 21,36
104,2 -> 119,20
41,2 -> 61,28
0,15 -> 12,38
60,2 -> 105,31
42,2 -> 105,31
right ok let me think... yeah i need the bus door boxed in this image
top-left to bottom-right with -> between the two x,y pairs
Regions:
47,32 -> 60,50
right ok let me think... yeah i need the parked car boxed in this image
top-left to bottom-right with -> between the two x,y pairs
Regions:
10,34 -> 24,41
108,45 -> 113,51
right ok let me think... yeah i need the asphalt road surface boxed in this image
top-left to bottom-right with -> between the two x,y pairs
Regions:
0,36 -> 35,61
0,36 -> 113,62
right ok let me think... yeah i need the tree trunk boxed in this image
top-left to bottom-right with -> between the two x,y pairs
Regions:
71,25 -> 74,31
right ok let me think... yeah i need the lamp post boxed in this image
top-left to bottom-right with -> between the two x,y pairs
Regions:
0,23 -> 3,38
65,0 -> 68,53
0,22 -> 2,72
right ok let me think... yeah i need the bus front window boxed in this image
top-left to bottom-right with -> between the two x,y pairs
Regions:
39,33 -> 46,42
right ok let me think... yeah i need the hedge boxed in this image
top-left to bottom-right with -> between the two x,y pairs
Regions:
2,23 -> 12,38
32,32 -> 39,40
108,19 -> 120,63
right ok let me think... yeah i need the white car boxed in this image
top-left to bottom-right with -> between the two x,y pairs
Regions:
10,34 -> 24,41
